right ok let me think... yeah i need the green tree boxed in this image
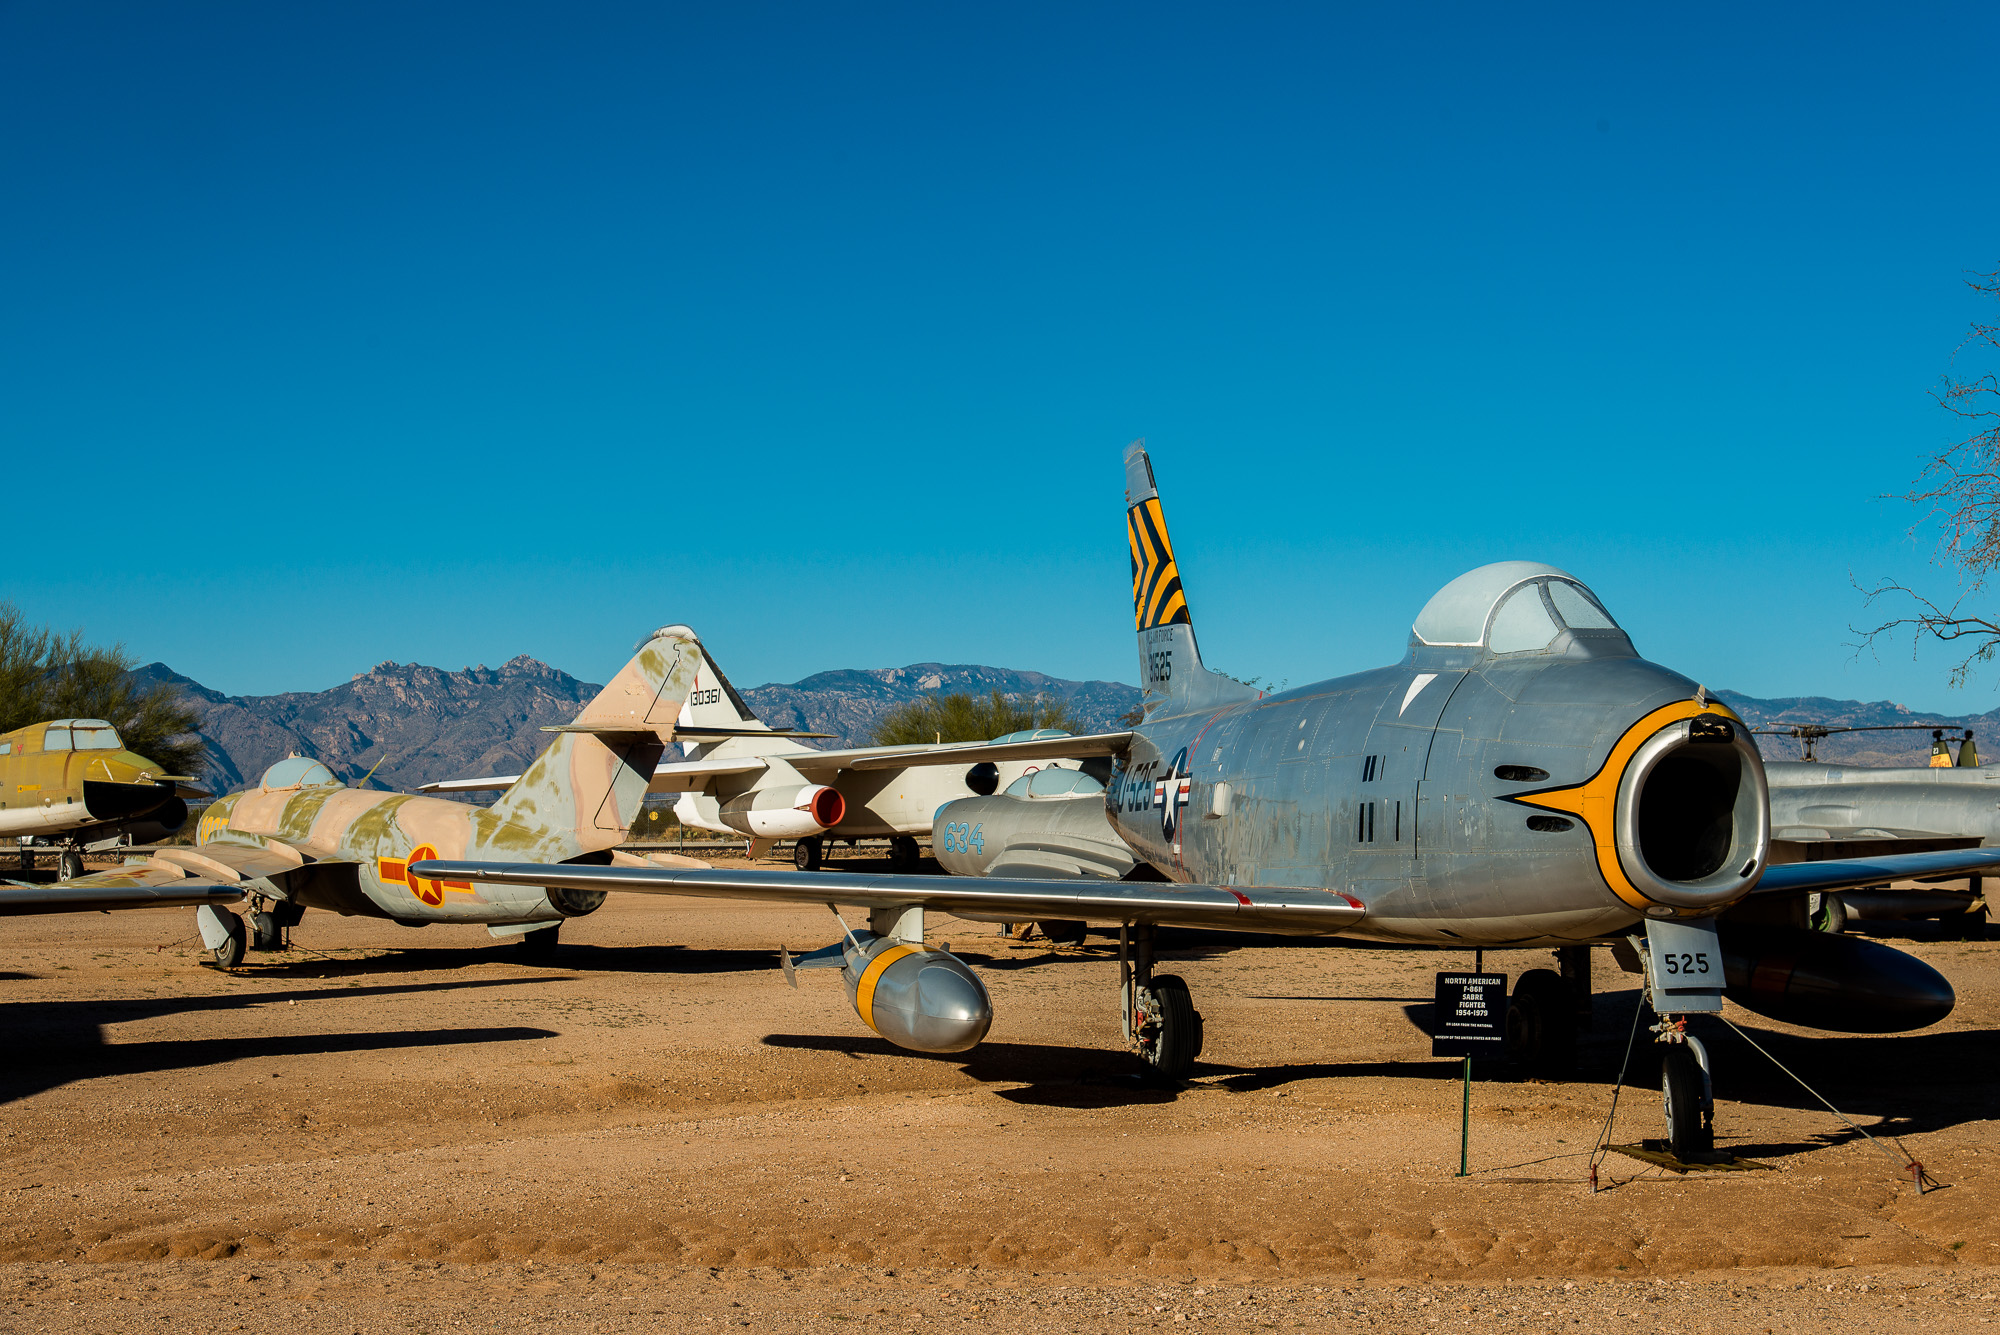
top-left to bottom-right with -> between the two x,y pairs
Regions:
871,689 -> 1081,746
0,602 -> 205,777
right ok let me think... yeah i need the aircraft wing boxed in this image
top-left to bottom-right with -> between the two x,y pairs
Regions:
780,731 -> 1136,774
421,755 -> 773,795
0,865 -> 246,916
413,859 -> 1365,936
648,757 -> 770,792
1753,846 -> 2000,897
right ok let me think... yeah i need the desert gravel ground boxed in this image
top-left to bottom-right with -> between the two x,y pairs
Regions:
2,850 -> 1995,1332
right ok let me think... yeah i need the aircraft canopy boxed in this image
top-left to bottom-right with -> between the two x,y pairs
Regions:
1412,561 -> 1621,652
260,756 -> 341,790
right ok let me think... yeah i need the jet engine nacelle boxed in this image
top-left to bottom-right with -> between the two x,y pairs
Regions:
717,784 -> 846,838
1718,923 -> 1954,1033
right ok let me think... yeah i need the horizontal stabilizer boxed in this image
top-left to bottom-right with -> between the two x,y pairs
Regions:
413,858 -> 1367,937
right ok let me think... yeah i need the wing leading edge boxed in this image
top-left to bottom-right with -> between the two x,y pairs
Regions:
1753,846 -> 2000,897
0,880 -> 245,915
412,860 -> 1364,936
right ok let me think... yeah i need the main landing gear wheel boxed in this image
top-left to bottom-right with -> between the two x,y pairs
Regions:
1660,1040 -> 1714,1160
210,912 -> 247,969
57,849 -> 84,881
1129,974 -> 1203,1080
518,923 -> 561,963
250,911 -> 283,952
1504,969 -> 1577,1074
888,836 -> 921,871
793,837 -> 823,871
1808,892 -> 1849,934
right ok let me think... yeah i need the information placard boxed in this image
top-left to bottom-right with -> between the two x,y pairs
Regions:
1432,972 -> 1508,1058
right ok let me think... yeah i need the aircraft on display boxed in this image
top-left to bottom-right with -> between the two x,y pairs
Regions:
1765,759 -> 1996,935
23,629 -> 713,964
422,642 -> 1087,871
418,441 -> 2000,1162
0,718 -> 207,879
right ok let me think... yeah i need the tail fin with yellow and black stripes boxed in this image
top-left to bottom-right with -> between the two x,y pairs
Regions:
1124,440 -> 1259,718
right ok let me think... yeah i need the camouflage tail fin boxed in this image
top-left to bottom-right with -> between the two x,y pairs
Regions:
1124,440 -> 1259,717
680,641 -> 771,734
485,625 -> 700,855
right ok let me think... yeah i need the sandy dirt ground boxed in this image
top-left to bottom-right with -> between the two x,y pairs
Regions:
2,851 -> 1995,1332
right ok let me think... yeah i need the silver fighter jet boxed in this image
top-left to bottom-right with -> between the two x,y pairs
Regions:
1764,760 -> 1998,934
418,442 -> 2000,1160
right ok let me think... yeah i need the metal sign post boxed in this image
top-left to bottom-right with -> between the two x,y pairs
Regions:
1434,972 -> 1507,1178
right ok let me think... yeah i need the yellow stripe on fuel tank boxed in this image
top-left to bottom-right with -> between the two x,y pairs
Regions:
855,943 -> 921,1033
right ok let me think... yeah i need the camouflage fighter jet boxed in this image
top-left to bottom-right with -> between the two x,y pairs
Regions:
0,718 -> 207,879
421,443 -> 2000,1161
20,628 -> 708,964
421,641 -> 1087,872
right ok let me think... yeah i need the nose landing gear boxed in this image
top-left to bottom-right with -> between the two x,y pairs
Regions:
1637,917 -> 1726,1163
1655,1021 -> 1715,1159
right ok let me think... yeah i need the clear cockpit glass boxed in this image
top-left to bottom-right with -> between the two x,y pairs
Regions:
1546,579 -> 1616,630
71,722 -> 121,750
1412,561 -> 1625,654
1488,585 -> 1561,653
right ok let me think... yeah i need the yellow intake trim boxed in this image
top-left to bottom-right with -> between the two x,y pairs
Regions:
1511,700 -> 1743,911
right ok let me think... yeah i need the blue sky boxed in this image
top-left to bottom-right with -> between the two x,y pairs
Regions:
5,3 -> 1999,710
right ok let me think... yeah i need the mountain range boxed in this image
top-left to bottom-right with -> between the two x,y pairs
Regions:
129,659 -> 1143,796
127,659 -> 2000,797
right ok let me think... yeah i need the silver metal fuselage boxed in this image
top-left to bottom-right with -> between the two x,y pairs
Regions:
1108,628 -> 1768,947
1766,761 -> 2000,849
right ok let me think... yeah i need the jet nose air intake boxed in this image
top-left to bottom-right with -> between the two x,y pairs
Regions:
1615,712 -> 1769,910
1515,700 -> 1770,913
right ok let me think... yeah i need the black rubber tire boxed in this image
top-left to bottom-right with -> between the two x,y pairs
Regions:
518,923 -> 561,963
250,911 -> 282,951
793,837 -> 822,872
1137,974 -> 1200,1080
1504,969 -> 1577,1073
1809,892 -> 1849,934
57,850 -> 84,882
210,912 -> 247,969
1660,1042 -> 1713,1160
1036,919 -> 1088,945
888,836 -> 920,871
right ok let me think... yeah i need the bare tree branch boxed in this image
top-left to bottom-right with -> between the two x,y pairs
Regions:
1856,269 -> 2000,685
